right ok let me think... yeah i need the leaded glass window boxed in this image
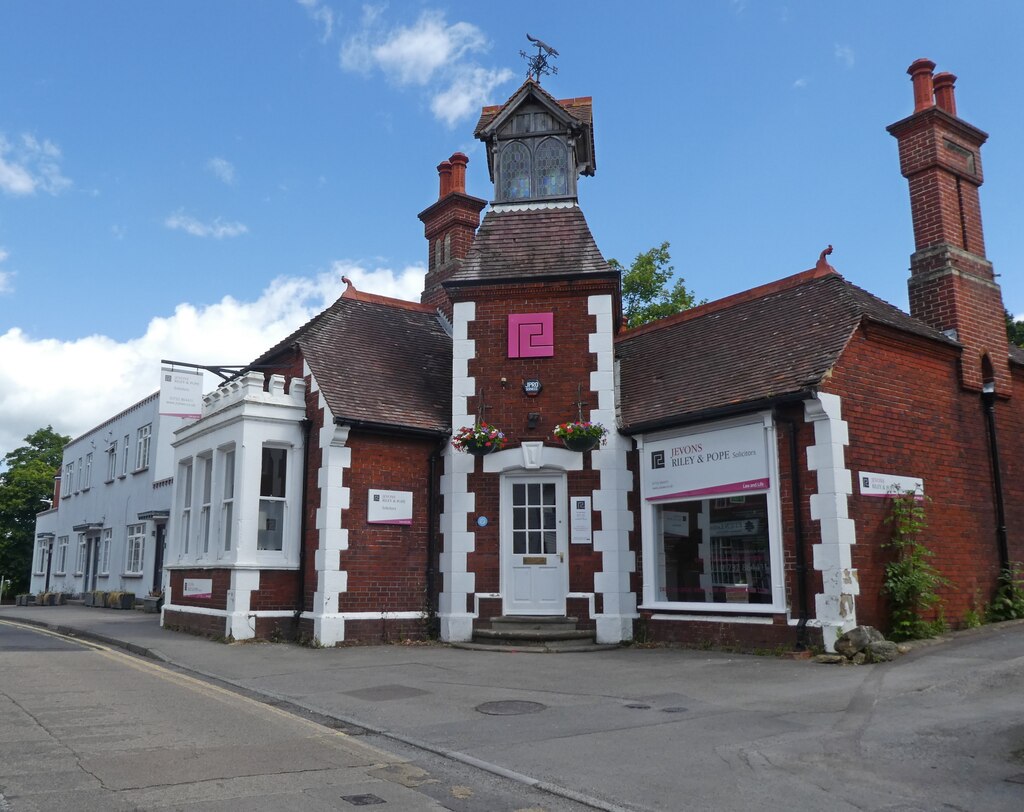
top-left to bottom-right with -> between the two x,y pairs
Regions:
500,142 -> 531,200
535,137 -> 568,197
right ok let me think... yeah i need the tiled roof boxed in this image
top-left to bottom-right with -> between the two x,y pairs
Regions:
474,79 -> 592,135
617,267 -> 956,431
254,289 -> 452,434
447,206 -> 613,285
1010,344 -> 1024,366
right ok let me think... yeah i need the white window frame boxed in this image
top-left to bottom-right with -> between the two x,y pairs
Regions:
75,534 -> 87,575
99,528 -> 111,576
135,424 -> 152,471
122,434 -> 130,476
180,460 -> 193,556
220,447 -> 235,552
106,441 -> 117,482
55,536 -> 69,574
76,457 -> 83,492
199,455 -> 213,555
83,452 -> 93,490
637,413 -> 787,615
125,523 -> 146,575
63,463 -> 74,497
257,445 -> 288,552
34,539 -> 47,574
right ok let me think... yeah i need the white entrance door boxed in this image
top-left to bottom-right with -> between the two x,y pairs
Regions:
502,475 -> 567,615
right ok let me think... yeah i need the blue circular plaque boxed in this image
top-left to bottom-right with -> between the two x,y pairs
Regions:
476,516 -> 489,527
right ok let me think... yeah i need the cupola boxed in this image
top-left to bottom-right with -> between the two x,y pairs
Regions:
474,79 -> 596,206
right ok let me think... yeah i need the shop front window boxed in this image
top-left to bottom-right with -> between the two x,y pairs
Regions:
655,493 -> 772,605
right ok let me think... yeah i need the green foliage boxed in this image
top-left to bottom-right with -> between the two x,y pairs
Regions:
610,241 -> 705,328
1006,310 -> 1024,348
0,426 -> 70,594
987,563 -> 1024,622
882,491 -> 948,641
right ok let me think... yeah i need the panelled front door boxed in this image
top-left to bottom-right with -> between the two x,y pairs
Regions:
502,475 -> 567,615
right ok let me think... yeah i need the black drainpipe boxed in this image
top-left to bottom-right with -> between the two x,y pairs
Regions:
775,413 -> 809,650
980,385 -> 1010,571
296,418 -> 312,633
426,437 -> 446,637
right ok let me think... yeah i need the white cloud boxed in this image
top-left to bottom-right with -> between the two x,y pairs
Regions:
792,77 -> 808,89
834,44 -> 855,69
431,66 -> 515,127
165,211 -> 248,239
338,8 -> 512,127
0,132 -> 71,196
297,0 -> 334,42
0,262 -> 425,461
206,157 -> 236,185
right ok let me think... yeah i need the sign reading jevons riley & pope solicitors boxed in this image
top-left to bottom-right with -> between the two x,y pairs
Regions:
643,422 -> 769,502
367,490 -> 413,525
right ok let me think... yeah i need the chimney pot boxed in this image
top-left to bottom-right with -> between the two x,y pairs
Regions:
907,58 -> 937,113
933,72 -> 958,116
449,152 -> 469,194
437,160 -> 453,199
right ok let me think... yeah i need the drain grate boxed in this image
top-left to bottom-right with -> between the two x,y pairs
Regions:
341,794 -> 387,806
475,700 -> 546,716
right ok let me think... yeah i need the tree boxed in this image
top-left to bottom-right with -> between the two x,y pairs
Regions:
609,241 -> 704,328
0,426 -> 69,596
1006,310 -> 1024,348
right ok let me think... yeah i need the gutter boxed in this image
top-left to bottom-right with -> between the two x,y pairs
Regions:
621,390 -> 814,436
774,412 -> 810,650
334,416 -> 449,441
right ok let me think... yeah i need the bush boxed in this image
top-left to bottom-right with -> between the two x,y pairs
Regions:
883,490 -> 948,641
988,564 -> 1024,622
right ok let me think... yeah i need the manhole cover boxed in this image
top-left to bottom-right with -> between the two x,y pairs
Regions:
625,703 -> 651,709
341,794 -> 386,806
662,706 -> 688,713
476,700 -> 546,716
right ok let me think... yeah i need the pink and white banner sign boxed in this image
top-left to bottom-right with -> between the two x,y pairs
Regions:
643,421 -> 770,502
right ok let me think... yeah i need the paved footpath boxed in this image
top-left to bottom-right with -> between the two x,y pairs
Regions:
3,605 -> 1023,812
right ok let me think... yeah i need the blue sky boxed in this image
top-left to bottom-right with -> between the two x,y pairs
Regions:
1,1 -> 1022,460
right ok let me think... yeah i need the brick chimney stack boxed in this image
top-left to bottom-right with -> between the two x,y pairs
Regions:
887,59 -> 1010,393
418,152 -> 487,315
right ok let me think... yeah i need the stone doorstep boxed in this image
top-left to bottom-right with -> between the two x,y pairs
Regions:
488,615 -> 580,633
474,628 -> 595,642
451,640 -> 620,653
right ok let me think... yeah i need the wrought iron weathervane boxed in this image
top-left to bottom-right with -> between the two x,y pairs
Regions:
521,33 -> 559,82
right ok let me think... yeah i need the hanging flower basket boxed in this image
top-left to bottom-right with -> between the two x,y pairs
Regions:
452,423 -> 508,456
554,421 -> 607,452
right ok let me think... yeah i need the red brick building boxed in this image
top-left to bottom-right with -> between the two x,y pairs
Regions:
162,61 -> 1023,652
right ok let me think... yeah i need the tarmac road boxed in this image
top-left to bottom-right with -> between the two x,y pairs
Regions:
2,605 -> 1023,812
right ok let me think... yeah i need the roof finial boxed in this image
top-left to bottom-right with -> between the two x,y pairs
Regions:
341,276 -> 356,296
815,245 -> 834,272
520,34 -> 559,83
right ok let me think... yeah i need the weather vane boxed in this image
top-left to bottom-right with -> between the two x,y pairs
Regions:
520,33 -> 559,82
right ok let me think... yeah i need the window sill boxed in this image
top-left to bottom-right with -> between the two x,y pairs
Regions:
118,474 -> 127,480
132,466 -> 149,476
122,572 -> 144,578
104,479 -> 115,485
54,571 -> 66,577
98,573 -> 109,578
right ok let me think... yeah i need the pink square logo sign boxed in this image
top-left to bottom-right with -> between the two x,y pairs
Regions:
508,313 -> 554,358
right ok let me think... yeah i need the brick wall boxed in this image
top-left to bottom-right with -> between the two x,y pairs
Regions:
824,323 -> 1020,629
453,277 -> 618,623
169,568 -> 231,610
337,432 -> 440,616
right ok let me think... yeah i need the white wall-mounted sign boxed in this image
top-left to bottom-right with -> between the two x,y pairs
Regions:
183,578 -> 213,598
159,367 -> 204,418
858,471 -> 924,498
643,421 -> 770,502
570,496 -> 592,544
368,489 -> 413,525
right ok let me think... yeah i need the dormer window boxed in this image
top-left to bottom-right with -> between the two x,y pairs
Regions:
535,137 -> 568,197
500,142 -> 532,200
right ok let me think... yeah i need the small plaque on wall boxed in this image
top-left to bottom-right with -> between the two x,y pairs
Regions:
368,489 -> 413,525
571,496 -> 592,544
183,578 -> 213,599
858,472 -> 924,498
